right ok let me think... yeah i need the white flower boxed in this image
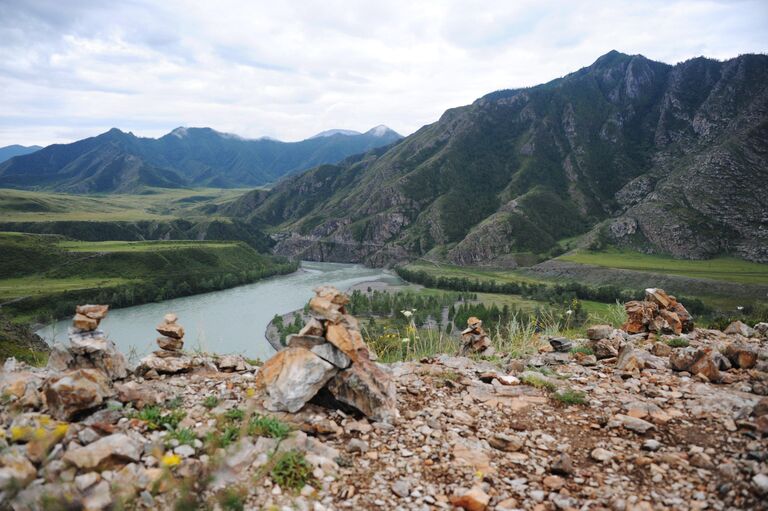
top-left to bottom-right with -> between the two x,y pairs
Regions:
737,306 -> 744,311
401,338 -> 411,343
401,310 -> 413,318
566,309 -> 573,315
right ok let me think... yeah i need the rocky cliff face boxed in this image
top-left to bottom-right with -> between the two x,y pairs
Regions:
233,51 -> 768,265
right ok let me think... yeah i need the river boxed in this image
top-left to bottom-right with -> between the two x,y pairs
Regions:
36,261 -> 404,361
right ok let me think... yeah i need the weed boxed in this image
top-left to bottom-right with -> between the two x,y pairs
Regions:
169,428 -> 196,446
131,406 -> 186,431
552,389 -> 587,405
218,487 -> 245,511
269,450 -> 314,491
666,338 -> 689,348
570,345 -> 594,356
206,425 -> 240,449
248,415 -> 291,439
164,397 -> 183,409
203,396 -> 219,409
224,408 -> 245,422
520,373 -> 557,392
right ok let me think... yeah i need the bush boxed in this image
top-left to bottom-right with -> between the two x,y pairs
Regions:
553,389 -> 587,405
269,450 -> 314,491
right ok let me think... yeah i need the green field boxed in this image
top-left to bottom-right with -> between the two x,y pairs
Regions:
559,249 -> 768,285
0,187 -> 249,222
405,260 -> 541,285
58,240 -> 239,252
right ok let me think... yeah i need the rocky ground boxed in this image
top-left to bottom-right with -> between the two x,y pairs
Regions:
1,303 -> 768,510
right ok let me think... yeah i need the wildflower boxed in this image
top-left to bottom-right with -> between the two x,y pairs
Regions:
53,423 -> 69,438
400,310 -> 413,318
246,388 -> 256,398
565,309 -> 573,315
161,453 -> 181,467
10,426 -> 30,442
737,306 -> 744,311
33,427 -> 46,440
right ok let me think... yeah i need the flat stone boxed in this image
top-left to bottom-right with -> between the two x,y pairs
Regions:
156,322 -> 184,339
157,336 -> 184,351
607,413 -> 655,433
76,304 -> 109,320
489,433 -> 524,452
286,334 -> 327,350
450,486 -> 490,511
73,313 -> 99,331
256,347 -> 338,413
391,479 -> 410,498
311,342 -> 351,369
326,357 -> 397,422
62,433 -> 142,470
43,368 -> 114,421
590,447 -> 614,462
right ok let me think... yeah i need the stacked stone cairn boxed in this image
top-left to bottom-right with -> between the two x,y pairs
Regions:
42,305 -> 126,420
254,286 -> 397,423
459,316 -> 494,356
623,288 -> 694,335
137,313 -> 192,374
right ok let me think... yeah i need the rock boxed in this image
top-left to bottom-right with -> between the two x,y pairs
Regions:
156,322 -> 184,339
724,320 -> 754,337
754,322 -> 768,337
670,347 -> 721,381
574,352 -> 597,366
650,342 -> 672,357
256,347 -> 337,413
754,397 -> 768,417
642,439 -> 662,451
391,479 -> 410,498
550,453 -> 574,475
548,337 -> 573,352
590,337 -> 621,359
309,296 -> 344,323
75,472 -> 101,491
217,355 -> 247,372
47,342 -> 74,372
616,345 -> 644,373
658,309 -> 683,335
346,438 -> 369,453
543,474 -> 565,490
587,324 -> 614,340
645,288 -> 672,308
138,353 -> 193,374
157,336 -> 184,351
43,368 -> 114,421
752,473 -> 768,495
62,433 -> 142,470
163,313 -> 178,323
298,317 -> 324,337
0,448 -> 36,490
115,381 -> 161,409
722,342 -> 758,369
590,447 -> 614,462
607,414 -> 655,433
76,304 -> 110,320
325,323 -> 367,361
286,334 -> 327,350
73,313 -> 99,331
623,300 -> 658,333
174,444 -> 195,458
67,331 -> 128,380
83,480 -> 112,510
488,433 -> 524,452
78,427 -> 101,445
450,486 -> 490,511
311,342 -> 351,369
326,357 -> 397,422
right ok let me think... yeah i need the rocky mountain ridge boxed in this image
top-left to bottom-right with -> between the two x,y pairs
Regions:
0,126 -> 402,193
232,51 -> 768,265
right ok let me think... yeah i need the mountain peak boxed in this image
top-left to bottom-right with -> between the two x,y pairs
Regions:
365,125 -> 399,137
310,129 -> 362,139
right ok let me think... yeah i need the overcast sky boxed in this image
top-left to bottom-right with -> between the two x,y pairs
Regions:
0,0 -> 766,147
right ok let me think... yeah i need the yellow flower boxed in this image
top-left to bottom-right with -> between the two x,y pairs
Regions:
38,416 -> 52,426
246,388 -> 256,398
53,423 -> 69,439
33,427 -> 46,440
161,453 -> 181,467
0,428 -> 5,439
10,426 -> 30,442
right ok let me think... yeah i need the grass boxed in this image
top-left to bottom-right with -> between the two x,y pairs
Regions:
570,345 -> 594,356
57,240 -> 239,252
131,406 -> 186,431
168,428 -> 196,446
552,389 -> 587,405
248,415 -> 291,439
203,396 -> 220,409
519,372 -> 558,392
268,450 -> 314,491
560,248 -> 768,285
0,276 -> 134,300
666,337 -> 690,348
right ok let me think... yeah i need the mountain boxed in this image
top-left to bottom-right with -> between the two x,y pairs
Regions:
0,126 -> 402,193
310,129 -> 362,138
0,145 -> 42,163
230,51 -> 768,265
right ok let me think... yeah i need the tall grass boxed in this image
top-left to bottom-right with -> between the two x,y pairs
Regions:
588,300 -> 627,328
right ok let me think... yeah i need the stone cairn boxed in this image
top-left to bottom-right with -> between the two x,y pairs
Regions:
47,304 -> 128,381
459,316 -> 494,356
254,286 -> 397,423
623,288 -> 693,335
137,313 -> 192,374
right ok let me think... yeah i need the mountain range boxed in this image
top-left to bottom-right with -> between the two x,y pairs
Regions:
227,51 -> 768,264
0,145 -> 42,164
0,126 -> 401,193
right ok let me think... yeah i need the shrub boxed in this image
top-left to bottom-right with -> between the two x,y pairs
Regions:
552,389 -> 587,405
248,415 -> 291,439
666,338 -> 689,348
570,345 -> 594,356
269,450 -> 314,491
203,396 -> 219,409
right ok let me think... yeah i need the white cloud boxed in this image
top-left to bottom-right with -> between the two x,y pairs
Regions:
0,0 -> 766,146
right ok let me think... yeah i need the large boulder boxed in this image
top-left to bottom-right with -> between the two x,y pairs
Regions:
670,347 -> 721,382
42,368 -> 114,420
326,357 -> 398,423
67,330 -> 128,380
137,353 -> 193,374
586,325 -> 614,341
724,321 -> 754,338
255,347 -> 338,413
722,342 -> 758,369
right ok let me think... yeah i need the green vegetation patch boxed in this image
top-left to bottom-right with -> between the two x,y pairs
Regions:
269,450 -> 315,491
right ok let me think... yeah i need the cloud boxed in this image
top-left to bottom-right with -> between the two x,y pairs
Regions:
0,0 -> 766,146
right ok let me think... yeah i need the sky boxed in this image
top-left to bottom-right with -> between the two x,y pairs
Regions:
0,0 -> 766,147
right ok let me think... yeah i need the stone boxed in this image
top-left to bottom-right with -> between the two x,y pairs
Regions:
43,368 -> 114,421
650,342 -> 672,357
574,352 -> 597,366
298,317 -> 324,337
450,486 -> 490,511
672,302 -> 694,333
645,288 -> 672,308
217,355 -> 247,372
548,337 -> 573,352
391,479 -> 410,498
616,345 -> 644,373
642,439 -> 662,451
83,480 -> 112,510
623,300 -> 658,333
75,472 -> 101,491
138,353 -> 193,374
156,322 -> 184,339
670,347 -> 721,382
0,448 -> 36,490
724,320 -> 754,337
309,296 -> 344,323
286,334 -> 327,350
76,304 -> 110,320
326,356 -> 397,422
346,439 -> 369,453
78,427 -> 101,445
752,474 -> 768,495
590,447 -> 614,462
590,337 -> 621,359
543,475 -> 565,490
325,323 -> 367,361
754,397 -> 768,417
489,433 -> 524,452
157,336 -> 184,351
255,347 -> 338,413
754,322 -> 768,337
47,343 -> 75,371
62,433 -> 142,470
658,309 -> 683,335
114,381 -> 161,409
73,313 -> 98,331
311,342 -> 351,369
607,414 -> 655,433
587,324 -> 614,340
67,331 -> 128,380
163,313 -> 178,324
550,453 -> 574,475
722,342 -> 758,369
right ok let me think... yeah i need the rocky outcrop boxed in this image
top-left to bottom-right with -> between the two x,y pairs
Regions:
459,317 -> 494,356
622,288 -> 693,335
255,286 -> 398,422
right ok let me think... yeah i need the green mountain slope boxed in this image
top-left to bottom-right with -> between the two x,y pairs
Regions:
231,51 -> 768,265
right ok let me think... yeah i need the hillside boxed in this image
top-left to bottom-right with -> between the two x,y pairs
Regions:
0,126 -> 401,193
231,51 -> 768,265
0,144 -> 42,163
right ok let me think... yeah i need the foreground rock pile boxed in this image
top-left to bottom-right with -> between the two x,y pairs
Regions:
460,317 -> 494,357
255,286 -> 397,423
1,291 -> 767,510
137,314 -> 193,375
623,288 -> 694,335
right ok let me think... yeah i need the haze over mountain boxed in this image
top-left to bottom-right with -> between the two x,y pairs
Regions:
0,145 -> 42,164
0,126 -> 401,193
229,51 -> 768,265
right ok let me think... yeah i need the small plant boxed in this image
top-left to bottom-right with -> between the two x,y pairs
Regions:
218,487 -> 246,511
520,373 -> 557,392
168,428 -> 196,446
206,425 -> 240,449
131,406 -> 186,431
203,396 -> 220,409
164,396 -> 183,409
666,338 -> 689,348
224,408 -> 245,422
248,415 -> 291,439
570,345 -> 594,356
552,389 -> 587,405
245,358 -> 262,367
269,450 -> 314,491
